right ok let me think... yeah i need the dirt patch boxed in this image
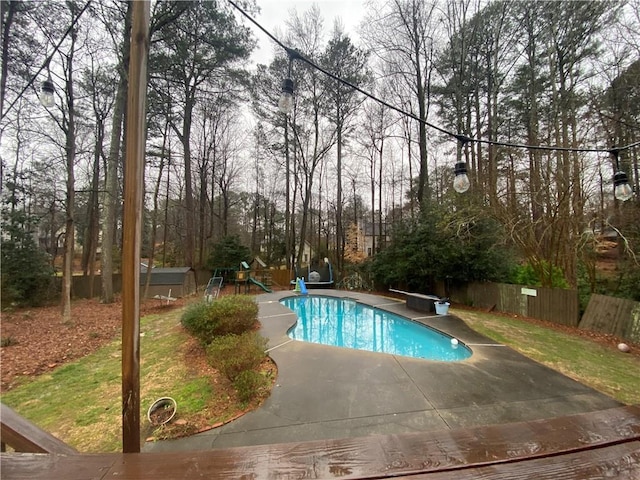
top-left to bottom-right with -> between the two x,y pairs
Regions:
0,296 -> 188,392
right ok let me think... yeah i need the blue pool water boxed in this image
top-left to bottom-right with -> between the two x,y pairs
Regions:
281,296 -> 472,361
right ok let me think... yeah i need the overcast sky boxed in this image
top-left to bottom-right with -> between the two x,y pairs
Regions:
247,1 -> 367,65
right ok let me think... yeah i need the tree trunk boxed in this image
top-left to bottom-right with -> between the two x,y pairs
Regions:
197,152 -> 208,268
181,94 -> 195,267
82,116 -> 103,299
61,10 -> 77,322
102,2 -> 132,303
370,151 -> 375,256
144,120 -> 169,298
378,136 -> 384,251
336,122 -> 343,268
416,57 -> 429,209
0,0 -> 16,117
284,120 -> 291,269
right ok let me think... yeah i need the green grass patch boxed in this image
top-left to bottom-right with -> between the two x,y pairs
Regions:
453,308 -> 640,405
0,308 -> 224,452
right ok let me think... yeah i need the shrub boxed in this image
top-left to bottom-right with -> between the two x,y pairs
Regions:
206,332 -> 267,381
233,370 -> 267,403
1,208 -> 56,307
369,209 -> 516,291
210,295 -> 259,336
181,295 -> 258,345
512,261 -> 569,288
181,302 -> 217,345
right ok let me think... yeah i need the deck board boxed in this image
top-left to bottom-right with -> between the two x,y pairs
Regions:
2,405 -> 639,479
400,442 -> 640,479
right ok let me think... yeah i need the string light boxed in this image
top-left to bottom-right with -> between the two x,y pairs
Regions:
453,162 -> 470,193
40,73 -> 55,108
228,0 -> 636,201
278,78 -> 294,114
453,135 -> 470,193
611,150 -> 634,202
278,48 -> 301,114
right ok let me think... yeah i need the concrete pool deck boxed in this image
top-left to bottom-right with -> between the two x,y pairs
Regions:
143,290 -> 621,452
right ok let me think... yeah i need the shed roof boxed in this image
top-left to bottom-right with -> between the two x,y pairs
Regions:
139,267 -> 193,285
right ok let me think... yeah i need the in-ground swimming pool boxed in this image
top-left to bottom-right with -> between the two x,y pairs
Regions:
281,296 -> 471,361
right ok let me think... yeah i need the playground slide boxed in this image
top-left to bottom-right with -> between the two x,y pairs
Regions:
298,278 -> 308,295
249,276 -> 272,293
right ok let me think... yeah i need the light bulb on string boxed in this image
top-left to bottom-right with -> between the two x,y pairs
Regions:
610,150 -> 633,202
278,48 -> 301,115
453,135 -> 471,193
40,74 -> 55,108
453,161 -> 470,193
613,171 -> 633,201
278,78 -> 294,114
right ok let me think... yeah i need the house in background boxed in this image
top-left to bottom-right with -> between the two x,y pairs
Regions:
361,222 -> 390,257
139,266 -> 196,298
292,240 -> 314,265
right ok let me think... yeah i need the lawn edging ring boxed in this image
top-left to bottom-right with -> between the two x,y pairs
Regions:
147,397 -> 177,426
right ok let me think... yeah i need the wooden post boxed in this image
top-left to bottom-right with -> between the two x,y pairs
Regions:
121,0 -> 150,454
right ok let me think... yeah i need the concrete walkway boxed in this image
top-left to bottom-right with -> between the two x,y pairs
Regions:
144,290 -> 620,452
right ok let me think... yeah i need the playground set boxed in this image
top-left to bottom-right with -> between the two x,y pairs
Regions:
204,257 -> 334,302
204,259 -> 273,302
232,261 -> 273,294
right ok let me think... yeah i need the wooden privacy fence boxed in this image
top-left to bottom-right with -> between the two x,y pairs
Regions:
64,274 -> 123,299
270,269 -> 293,287
580,294 -> 640,343
448,282 -> 579,327
67,270 -> 294,299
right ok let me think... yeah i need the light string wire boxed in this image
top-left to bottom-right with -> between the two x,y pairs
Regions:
1,0 -> 92,120
228,0 -> 640,157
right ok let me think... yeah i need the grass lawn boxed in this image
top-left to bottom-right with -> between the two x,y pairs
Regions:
452,307 -> 640,405
1,306 -> 268,452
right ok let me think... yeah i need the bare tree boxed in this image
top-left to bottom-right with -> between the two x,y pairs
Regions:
282,6 -> 337,268
357,94 -> 393,255
363,0 -> 440,209
79,51 -> 116,298
321,24 -> 368,268
99,0 -> 131,303
149,0 -> 253,267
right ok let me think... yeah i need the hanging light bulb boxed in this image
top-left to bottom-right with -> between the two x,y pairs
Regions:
278,48 -> 302,115
278,77 -> 294,114
453,134 -> 471,193
613,171 -> 633,201
40,74 -> 55,108
610,149 -> 633,202
453,161 -> 470,193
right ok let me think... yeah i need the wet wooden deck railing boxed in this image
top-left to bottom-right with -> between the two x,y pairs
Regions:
0,404 -> 77,455
2,405 -> 639,479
